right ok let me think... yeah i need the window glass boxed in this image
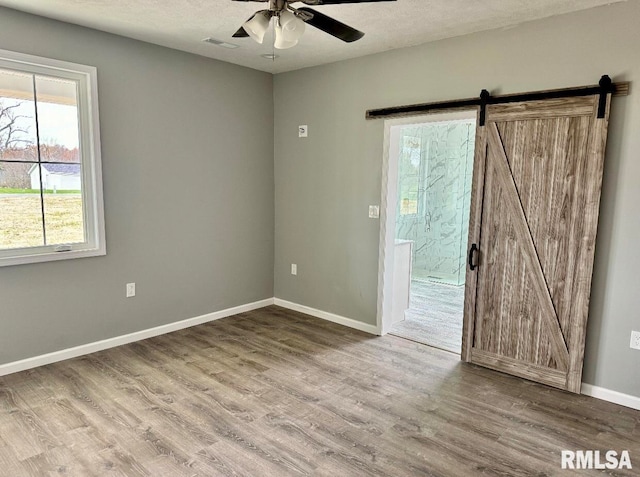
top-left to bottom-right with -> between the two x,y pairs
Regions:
0,50 -> 105,266
398,135 -> 421,216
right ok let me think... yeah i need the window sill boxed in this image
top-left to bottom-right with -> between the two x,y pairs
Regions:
0,246 -> 106,268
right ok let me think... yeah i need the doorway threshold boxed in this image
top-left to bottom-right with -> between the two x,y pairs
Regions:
389,280 -> 464,354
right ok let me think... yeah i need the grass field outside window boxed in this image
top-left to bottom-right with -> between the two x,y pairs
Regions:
0,189 -> 84,249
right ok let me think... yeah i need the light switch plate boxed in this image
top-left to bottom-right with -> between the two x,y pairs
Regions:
369,205 -> 380,219
126,282 -> 136,298
298,125 -> 308,138
631,330 -> 640,350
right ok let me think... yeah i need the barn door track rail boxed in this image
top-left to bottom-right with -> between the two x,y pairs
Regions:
365,75 -> 629,122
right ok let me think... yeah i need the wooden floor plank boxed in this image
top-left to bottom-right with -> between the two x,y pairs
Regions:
0,305 -> 638,476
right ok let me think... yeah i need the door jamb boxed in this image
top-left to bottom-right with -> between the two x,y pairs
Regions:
376,109 -> 479,338
461,117 -> 486,362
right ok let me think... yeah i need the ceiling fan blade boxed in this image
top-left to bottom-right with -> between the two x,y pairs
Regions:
232,26 -> 249,38
233,11 -> 257,38
299,0 -> 396,4
297,7 -> 364,43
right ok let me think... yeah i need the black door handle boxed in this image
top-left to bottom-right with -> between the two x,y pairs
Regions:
468,243 -> 479,271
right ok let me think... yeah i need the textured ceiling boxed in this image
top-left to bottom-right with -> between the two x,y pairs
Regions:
0,0 -> 627,74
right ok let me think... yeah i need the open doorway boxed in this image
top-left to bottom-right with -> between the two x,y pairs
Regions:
377,111 -> 476,354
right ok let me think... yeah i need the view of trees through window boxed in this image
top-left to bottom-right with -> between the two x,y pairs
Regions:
0,68 -> 84,250
398,135 -> 421,216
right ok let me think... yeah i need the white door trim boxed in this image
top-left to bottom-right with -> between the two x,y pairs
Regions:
376,110 -> 478,335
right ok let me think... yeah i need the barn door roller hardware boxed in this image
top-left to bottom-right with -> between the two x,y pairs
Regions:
476,75 -> 617,125
597,75 -> 613,118
365,75 -> 628,122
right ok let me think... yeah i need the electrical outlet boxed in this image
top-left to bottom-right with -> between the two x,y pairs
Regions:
291,264 -> 297,276
126,282 -> 136,298
631,331 -> 640,350
369,205 -> 380,219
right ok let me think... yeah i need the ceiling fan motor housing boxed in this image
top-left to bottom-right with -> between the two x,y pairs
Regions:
271,0 -> 287,12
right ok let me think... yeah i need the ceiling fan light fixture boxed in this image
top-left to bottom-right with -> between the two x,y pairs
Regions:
274,26 -> 297,49
243,11 -> 270,44
274,10 -> 305,49
232,0 -> 377,49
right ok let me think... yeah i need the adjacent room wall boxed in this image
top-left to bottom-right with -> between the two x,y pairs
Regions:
0,7 -> 274,365
274,1 -> 640,397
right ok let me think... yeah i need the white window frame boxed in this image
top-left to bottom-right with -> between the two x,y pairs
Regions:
0,49 -> 105,267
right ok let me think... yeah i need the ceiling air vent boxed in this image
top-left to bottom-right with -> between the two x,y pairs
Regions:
202,38 -> 240,49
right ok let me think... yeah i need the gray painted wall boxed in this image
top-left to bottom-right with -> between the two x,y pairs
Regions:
274,2 -> 640,397
0,7 -> 274,364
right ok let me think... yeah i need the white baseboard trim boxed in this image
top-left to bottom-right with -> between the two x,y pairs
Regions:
581,383 -> 640,410
0,298 -> 275,377
5,297 -> 636,412
274,298 -> 379,335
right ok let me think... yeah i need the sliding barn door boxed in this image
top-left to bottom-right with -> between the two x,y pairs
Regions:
462,93 -> 611,393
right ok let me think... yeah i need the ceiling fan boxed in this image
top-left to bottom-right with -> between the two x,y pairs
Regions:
232,0 -> 397,49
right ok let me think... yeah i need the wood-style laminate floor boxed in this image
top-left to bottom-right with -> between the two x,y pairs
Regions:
0,305 -> 638,476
